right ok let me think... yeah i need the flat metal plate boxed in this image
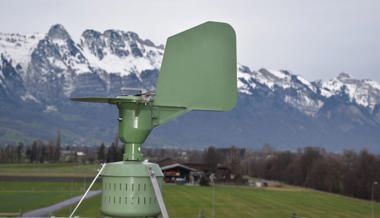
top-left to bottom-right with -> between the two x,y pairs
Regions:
70,96 -> 149,104
154,21 -> 237,111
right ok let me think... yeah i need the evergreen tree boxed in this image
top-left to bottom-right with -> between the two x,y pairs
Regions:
54,129 -> 61,162
98,143 -> 106,162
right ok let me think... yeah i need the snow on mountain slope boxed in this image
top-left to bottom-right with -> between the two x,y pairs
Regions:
320,73 -> 380,110
23,24 -> 164,98
237,65 -> 323,115
237,65 -> 256,94
21,25 -> 87,99
1,24 -> 380,117
45,24 -> 91,75
24,24 -> 163,82
80,29 -> 163,78
238,65 -> 315,91
0,32 -> 44,73
0,56 -> 4,86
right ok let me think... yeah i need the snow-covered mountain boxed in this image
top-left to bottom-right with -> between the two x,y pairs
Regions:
319,73 -> 380,110
1,24 -> 380,151
0,32 -> 44,72
237,66 -> 380,116
80,28 -> 163,76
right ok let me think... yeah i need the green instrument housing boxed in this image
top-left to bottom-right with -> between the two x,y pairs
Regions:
70,21 -> 237,218
71,96 -> 188,161
100,161 -> 163,217
71,21 -> 237,161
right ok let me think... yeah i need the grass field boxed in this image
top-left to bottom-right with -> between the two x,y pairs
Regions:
0,181 -> 101,213
1,164 -> 380,218
0,163 -> 99,177
0,164 -> 100,214
54,185 -> 380,218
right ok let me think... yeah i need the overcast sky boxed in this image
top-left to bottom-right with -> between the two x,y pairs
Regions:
1,0 -> 379,82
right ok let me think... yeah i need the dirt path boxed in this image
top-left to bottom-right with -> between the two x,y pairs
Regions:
22,190 -> 101,217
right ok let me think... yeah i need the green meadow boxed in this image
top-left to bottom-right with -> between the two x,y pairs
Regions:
0,163 -> 99,177
1,164 -> 379,218
56,185 -> 380,218
0,181 -> 100,213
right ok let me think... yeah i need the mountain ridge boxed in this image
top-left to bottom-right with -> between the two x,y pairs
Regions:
0,24 -> 379,151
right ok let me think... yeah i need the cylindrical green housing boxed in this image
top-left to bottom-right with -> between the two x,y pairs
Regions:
100,161 -> 164,218
116,96 -> 153,161
117,98 -> 152,144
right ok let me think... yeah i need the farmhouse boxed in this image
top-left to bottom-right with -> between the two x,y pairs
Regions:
156,157 -> 233,184
161,163 -> 197,183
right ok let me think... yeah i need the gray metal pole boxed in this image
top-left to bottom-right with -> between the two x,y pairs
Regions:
145,163 -> 169,218
212,185 -> 215,218
372,181 -> 378,218
373,183 -> 375,218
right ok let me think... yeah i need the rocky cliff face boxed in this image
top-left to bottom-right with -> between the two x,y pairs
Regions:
0,24 -> 379,151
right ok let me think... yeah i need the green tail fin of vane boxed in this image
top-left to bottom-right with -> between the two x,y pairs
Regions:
154,21 -> 237,111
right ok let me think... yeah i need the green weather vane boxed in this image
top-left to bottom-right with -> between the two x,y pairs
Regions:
71,21 -> 237,218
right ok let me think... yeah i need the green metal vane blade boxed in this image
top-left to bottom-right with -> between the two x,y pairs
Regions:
154,21 -> 237,111
70,97 -> 113,103
70,96 -> 151,104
